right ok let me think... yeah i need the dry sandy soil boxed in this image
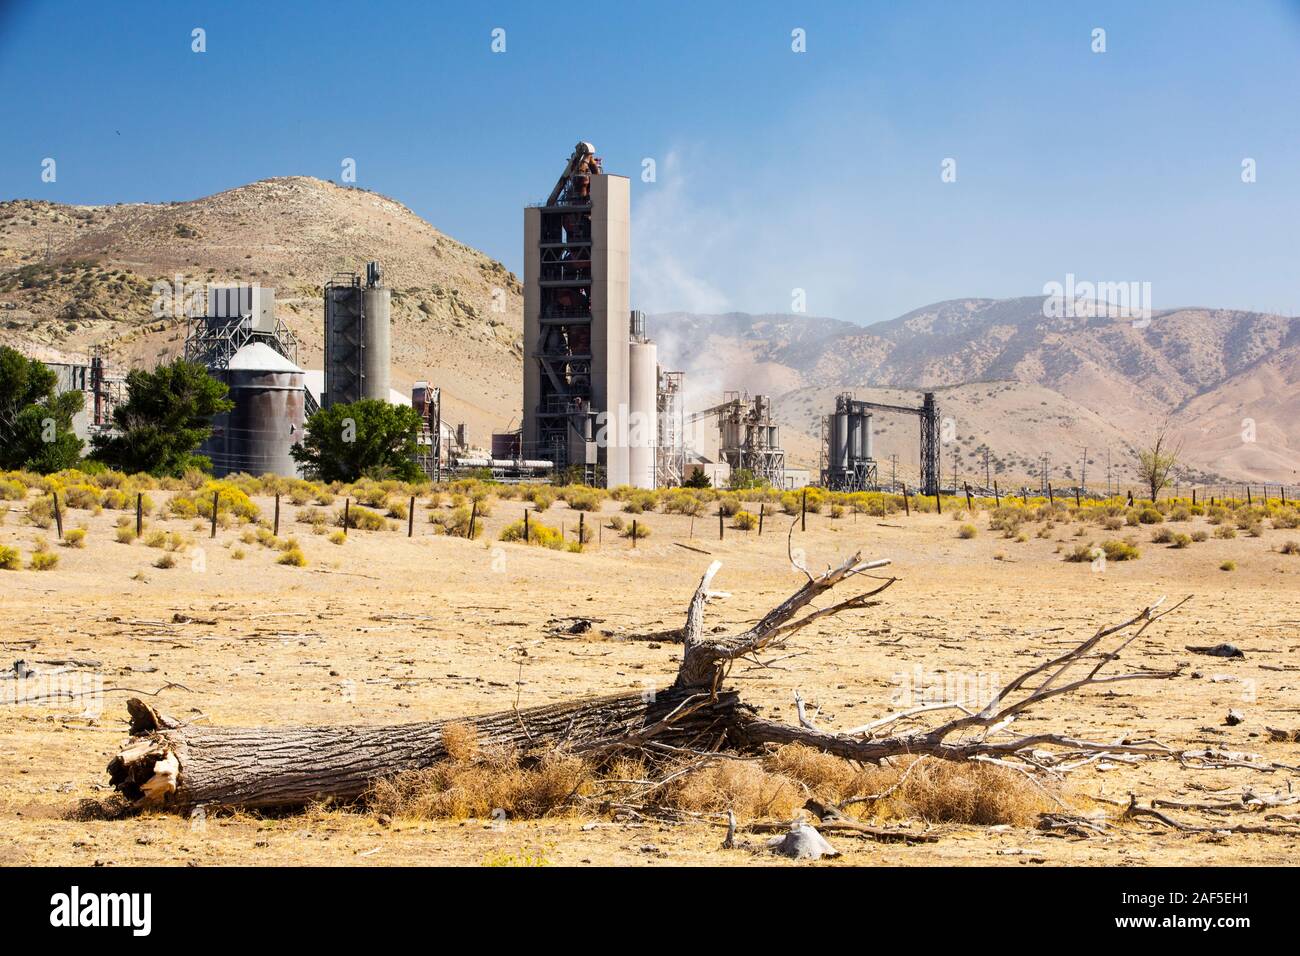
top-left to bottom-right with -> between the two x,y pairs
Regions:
2,494 -> 1299,867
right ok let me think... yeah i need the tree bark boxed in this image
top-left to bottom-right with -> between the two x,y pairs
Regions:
109,690 -> 742,811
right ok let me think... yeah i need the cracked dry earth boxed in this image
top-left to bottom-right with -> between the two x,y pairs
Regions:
2,496 -> 1298,866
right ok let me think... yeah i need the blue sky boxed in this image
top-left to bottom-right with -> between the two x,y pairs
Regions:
2,0 -> 1298,323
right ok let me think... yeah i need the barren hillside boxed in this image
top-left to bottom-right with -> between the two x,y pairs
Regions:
0,178 -> 524,440
655,301 -> 1298,484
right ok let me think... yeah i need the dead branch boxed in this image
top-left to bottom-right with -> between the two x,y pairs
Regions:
104,549 -> 1226,816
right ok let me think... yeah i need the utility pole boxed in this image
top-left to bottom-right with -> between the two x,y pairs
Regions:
1080,447 -> 1087,495
1106,448 -> 1113,498
890,454 -> 898,493
984,447 -> 991,491
951,445 -> 959,493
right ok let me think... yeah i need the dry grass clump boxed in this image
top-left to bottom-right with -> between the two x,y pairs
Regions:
369,726 -> 587,821
29,551 -> 59,570
367,735 -> 1053,829
852,757 -> 1051,826
663,760 -> 803,819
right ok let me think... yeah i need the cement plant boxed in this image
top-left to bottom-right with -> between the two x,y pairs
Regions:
0,1 -> 1295,920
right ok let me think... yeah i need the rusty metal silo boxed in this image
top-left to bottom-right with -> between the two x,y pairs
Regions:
203,342 -> 306,478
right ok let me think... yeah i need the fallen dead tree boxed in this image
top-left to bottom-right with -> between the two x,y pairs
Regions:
110,548 -> 1215,813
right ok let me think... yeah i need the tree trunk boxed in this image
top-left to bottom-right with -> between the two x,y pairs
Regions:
109,690 -> 742,811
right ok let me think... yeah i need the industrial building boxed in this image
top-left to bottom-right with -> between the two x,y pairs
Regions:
43,350 -> 123,443
819,391 -> 940,495
522,142 -> 657,489
685,392 -> 787,487
186,284 -> 308,478
323,261 -> 391,408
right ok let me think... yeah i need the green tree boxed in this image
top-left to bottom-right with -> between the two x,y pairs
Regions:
291,399 -> 423,483
728,467 -> 767,491
92,359 -> 233,476
0,346 -> 85,473
684,468 -> 712,489
1136,420 -> 1183,502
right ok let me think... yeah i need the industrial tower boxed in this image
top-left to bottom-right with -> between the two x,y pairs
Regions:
523,142 -> 651,488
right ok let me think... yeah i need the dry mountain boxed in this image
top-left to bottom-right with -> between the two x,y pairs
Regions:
655,300 -> 1298,485
0,177 -> 524,441
1,179 -> 1293,484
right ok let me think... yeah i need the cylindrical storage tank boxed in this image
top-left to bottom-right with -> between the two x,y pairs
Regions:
628,340 -> 659,489
203,343 -> 305,478
362,285 -> 391,401
847,412 -> 862,463
831,411 -> 849,471
861,412 -> 873,460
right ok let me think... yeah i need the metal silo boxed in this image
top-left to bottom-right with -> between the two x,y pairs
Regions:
628,339 -> 658,489
203,343 -> 305,477
324,275 -> 364,407
361,261 -> 390,401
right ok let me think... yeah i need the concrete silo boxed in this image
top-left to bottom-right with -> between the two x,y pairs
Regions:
361,261 -> 391,401
628,334 -> 658,490
202,342 -> 306,477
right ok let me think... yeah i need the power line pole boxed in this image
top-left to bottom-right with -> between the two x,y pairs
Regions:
984,447 -> 991,491
951,444 -> 960,492
1080,447 -> 1087,494
890,453 -> 898,492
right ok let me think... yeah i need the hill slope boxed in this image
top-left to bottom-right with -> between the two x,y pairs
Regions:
655,301 -> 1298,483
0,177 -> 523,440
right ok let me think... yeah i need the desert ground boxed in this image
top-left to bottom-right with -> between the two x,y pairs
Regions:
2,485 -> 1298,867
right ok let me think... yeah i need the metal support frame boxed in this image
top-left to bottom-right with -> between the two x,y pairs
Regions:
686,391 -> 786,488
323,273 -> 364,408
656,369 -> 685,487
531,146 -> 603,482
414,386 -> 443,482
819,391 -> 939,496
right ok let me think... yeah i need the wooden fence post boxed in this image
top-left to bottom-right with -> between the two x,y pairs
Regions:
632,518 -> 638,548
758,503 -> 765,536
210,490 -> 219,538
963,482 -> 973,512
136,492 -> 143,537
993,481 -> 1000,507
273,493 -> 280,537
801,490 -> 807,532
343,497 -> 350,537
407,495 -> 415,537
468,500 -> 477,539
52,492 -> 62,540
523,509 -> 529,543
903,485 -> 910,517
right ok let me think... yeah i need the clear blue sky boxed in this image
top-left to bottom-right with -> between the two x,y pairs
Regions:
2,0 -> 1298,322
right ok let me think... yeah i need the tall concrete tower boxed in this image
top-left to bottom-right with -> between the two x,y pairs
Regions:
523,143 -> 631,488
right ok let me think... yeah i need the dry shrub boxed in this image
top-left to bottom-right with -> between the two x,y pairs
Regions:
851,756 -> 1051,826
369,726 -> 587,821
765,743 -> 866,798
663,760 -> 803,819
366,738 -> 1051,828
